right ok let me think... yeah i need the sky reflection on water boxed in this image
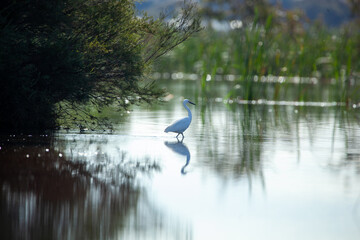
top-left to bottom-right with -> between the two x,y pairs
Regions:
1,96 -> 360,239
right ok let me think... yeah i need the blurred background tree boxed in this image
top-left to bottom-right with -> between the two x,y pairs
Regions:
0,0 -> 202,132
201,0 -> 275,25
347,0 -> 360,22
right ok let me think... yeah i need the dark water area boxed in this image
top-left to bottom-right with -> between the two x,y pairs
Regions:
1,80 -> 360,239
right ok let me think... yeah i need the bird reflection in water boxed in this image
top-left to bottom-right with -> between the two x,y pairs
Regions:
164,139 -> 191,175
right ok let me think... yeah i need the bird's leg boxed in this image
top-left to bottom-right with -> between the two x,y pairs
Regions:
181,133 -> 184,140
176,134 -> 184,143
176,133 -> 180,139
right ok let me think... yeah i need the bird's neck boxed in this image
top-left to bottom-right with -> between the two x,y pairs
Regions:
184,103 -> 192,120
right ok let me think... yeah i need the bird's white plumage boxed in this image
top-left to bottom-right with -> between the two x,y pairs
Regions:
164,99 -> 195,139
165,117 -> 191,133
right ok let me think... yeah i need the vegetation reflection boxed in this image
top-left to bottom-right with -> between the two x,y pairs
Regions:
0,134 -> 162,240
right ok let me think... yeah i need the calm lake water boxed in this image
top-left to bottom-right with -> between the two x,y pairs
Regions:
1,80 -> 360,240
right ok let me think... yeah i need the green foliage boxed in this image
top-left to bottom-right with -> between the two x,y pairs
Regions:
0,0 -> 88,130
0,0 -> 202,131
154,3 -> 360,103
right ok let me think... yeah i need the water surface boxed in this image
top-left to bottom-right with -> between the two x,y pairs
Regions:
1,81 -> 360,240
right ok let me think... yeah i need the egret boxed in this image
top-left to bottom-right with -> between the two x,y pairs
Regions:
164,99 -> 195,139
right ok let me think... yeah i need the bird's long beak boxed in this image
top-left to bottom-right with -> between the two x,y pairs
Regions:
189,101 -> 196,105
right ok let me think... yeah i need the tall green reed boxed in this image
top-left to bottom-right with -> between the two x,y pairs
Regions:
153,17 -> 360,104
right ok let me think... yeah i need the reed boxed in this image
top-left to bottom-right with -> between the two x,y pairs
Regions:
153,18 -> 360,104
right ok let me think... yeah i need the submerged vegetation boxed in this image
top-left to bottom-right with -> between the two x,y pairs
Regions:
0,0 -> 202,131
154,0 -> 360,104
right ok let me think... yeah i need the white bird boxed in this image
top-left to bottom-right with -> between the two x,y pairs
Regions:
164,99 -> 196,139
